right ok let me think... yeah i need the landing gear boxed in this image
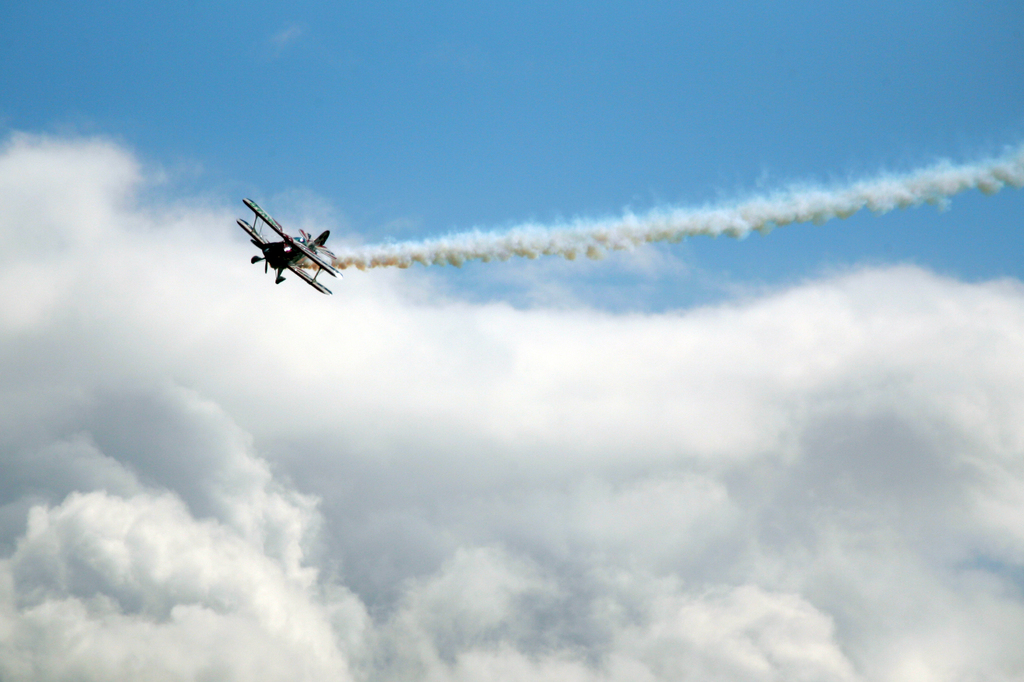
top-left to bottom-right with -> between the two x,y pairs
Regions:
275,271 -> 286,284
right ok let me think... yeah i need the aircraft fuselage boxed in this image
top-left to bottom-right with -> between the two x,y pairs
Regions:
260,241 -> 306,271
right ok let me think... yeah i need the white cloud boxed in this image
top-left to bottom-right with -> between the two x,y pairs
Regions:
1,133 -> 1024,681
1,489 -> 360,681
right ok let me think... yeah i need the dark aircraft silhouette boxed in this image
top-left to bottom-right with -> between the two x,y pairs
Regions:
237,198 -> 340,295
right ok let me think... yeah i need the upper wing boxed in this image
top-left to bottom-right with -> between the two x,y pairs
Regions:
286,264 -> 333,295
243,198 -> 339,278
243,198 -> 284,234
237,218 -> 268,246
290,240 -> 340,278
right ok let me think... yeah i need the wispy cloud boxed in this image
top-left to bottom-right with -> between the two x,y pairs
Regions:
271,24 -> 303,53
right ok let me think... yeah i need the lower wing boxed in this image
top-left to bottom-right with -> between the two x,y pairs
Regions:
286,264 -> 332,295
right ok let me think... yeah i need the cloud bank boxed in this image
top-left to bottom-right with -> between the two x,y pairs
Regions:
2,133 -> 1024,681
329,144 -> 1024,270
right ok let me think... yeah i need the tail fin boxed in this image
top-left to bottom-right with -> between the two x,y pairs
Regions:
314,230 -> 330,246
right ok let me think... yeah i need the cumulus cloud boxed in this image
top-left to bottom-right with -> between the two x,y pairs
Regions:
3,488 -> 359,681
1,133 -> 1024,681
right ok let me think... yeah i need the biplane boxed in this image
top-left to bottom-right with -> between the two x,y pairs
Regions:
237,198 -> 341,295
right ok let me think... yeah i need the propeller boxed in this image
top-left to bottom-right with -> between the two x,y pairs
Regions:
250,254 -> 269,273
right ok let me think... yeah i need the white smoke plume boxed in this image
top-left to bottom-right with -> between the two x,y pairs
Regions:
331,144 -> 1024,270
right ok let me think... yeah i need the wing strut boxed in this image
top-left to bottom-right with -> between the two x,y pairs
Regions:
237,218 -> 268,246
287,264 -> 333,294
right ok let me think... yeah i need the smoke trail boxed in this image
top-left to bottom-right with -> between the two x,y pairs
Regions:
331,145 -> 1024,271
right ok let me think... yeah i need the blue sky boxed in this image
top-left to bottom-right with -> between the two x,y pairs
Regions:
3,3 -> 1024,681
3,0 -> 1022,303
